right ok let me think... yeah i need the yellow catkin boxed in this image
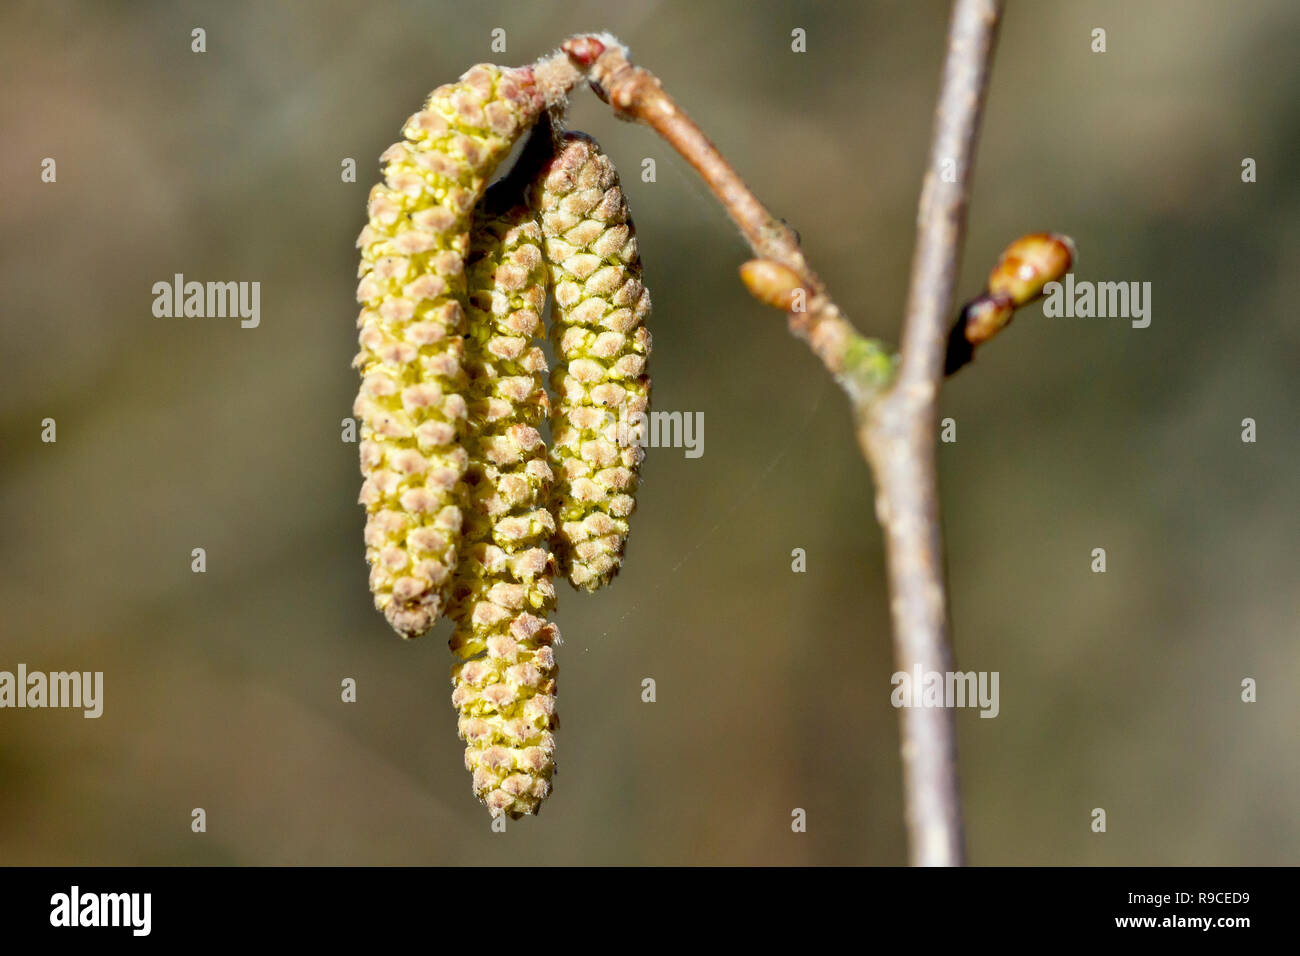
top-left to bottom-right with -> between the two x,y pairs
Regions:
354,64 -> 545,638
531,133 -> 652,591
447,203 -> 560,817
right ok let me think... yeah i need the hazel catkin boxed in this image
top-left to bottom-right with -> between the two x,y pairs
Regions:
447,202 -> 560,817
531,133 -> 652,592
354,64 -> 545,639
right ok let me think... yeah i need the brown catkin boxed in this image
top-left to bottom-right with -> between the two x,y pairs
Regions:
354,64 -> 544,638
447,202 -> 560,817
531,133 -> 652,591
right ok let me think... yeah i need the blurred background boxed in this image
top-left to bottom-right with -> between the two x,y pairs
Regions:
1,0 -> 1296,865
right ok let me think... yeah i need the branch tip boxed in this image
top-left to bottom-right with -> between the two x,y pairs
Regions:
946,231 -> 1075,375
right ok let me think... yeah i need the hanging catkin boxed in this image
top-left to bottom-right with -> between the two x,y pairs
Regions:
531,133 -> 652,591
354,65 -> 545,638
351,40 -> 656,818
447,200 -> 560,817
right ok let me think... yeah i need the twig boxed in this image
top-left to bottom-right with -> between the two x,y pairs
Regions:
861,0 -> 1004,866
560,0 -> 1005,865
573,37 -> 893,405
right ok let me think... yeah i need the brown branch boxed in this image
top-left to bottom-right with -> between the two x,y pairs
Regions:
861,0 -> 1004,866
557,0 -> 1004,865
572,36 -> 893,404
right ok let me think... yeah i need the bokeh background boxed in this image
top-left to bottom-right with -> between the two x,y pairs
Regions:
1,0 -> 1296,865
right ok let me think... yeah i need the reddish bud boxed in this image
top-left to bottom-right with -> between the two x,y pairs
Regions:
562,35 -> 606,68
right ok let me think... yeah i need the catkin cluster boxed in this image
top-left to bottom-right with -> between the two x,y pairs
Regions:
354,50 -> 650,818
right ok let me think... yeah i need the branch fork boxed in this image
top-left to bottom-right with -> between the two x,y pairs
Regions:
530,1 -> 1062,864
